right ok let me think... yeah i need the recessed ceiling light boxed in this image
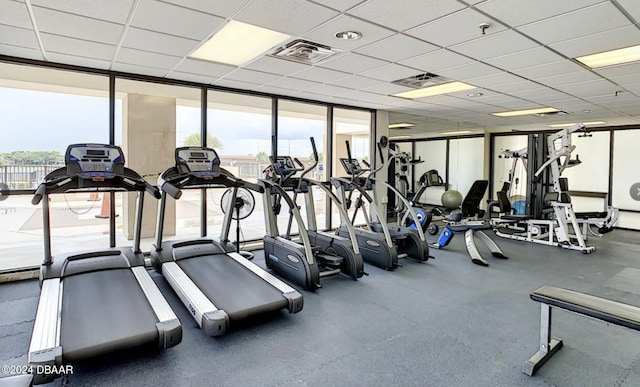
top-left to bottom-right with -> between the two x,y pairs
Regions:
467,92 -> 484,97
582,109 -> 592,113
438,130 -> 473,135
575,44 -> 640,68
389,135 -> 411,140
393,81 -> 476,99
547,121 -> 606,128
388,123 -> 415,129
190,20 -> 290,66
334,31 -> 362,40
492,107 -> 559,117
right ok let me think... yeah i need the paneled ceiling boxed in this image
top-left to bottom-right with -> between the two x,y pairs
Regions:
1,0 -> 640,135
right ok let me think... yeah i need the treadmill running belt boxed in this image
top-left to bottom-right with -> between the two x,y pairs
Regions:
60,269 -> 159,362
177,255 -> 288,321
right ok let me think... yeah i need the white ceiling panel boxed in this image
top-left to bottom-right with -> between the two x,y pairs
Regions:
529,90 -> 577,103
0,24 -> 38,49
30,0 -> 134,24
347,0 -> 465,31
517,3 -> 630,45
364,82 -> 413,95
594,62 -> 640,79
265,76 -> 322,91
304,15 -> 395,51
549,26 -> 640,58
354,34 -> 438,62
311,0 -> 365,12
327,75 -> 384,89
450,30 -> 538,60
288,66 -> 350,83
319,53 -> 388,73
307,83 -> 354,96
489,80 -> 547,93
560,79 -> 620,97
223,68 -> 282,84
46,52 -> 111,69
514,60 -> 586,79
256,84 -> 303,96
121,28 -> 199,57
245,56 -> 312,76
112,62 -> 168,76
173,58 -> 236,77
405,8 -> 507,48
585,93 -> 639,106
0,0 -> 32,29
484,47 -> 565,71
617,0 -> 640,22
117,48 -> 182,70
235,0 -> 339,36
41,33 -> 116,61
0,43 -> 43,60
172,71 -> 223,85
132,0 -> 225,40
436,61 -> 501,80
360,63 -> 421,82
465,72 -> 525,88
537,70 -> 601,87
399,49 -> 473,72
160,0 -> 251,17
33,6 -> 124,45
476,0 -> 605,27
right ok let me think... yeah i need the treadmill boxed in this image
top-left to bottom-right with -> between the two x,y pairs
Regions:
152,147 -> 303,336
28,144 -> 181,384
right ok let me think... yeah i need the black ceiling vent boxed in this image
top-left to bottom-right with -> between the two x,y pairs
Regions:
269,39 -> 340,65
392,72 -> 445,89
535,110 -> 569,117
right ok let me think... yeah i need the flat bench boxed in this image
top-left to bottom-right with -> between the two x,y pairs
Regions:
523,285 -> 640,376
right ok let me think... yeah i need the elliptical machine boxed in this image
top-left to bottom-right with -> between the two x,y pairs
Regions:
332,140 -> 430,264
260,137 -> 364,291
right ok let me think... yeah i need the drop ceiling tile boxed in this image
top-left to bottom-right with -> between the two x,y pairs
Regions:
117,47 -> 182,70
33,6 -> 123,45
484,47 -> 565,71
0,43 -> 42,60
465,72 -> 526,88
517,3 -> 630,45
327,75 -> 384,89
490,80 -> 546,93
514,60 -> 586,79
360,63 -> 421,82
170,71 -> 218,84
594,62 -> 640,79
364,82 -> 413,95
244,55 -> 312,76
549,25 -> 640,59
560,79 -> 619,97
46,52 -> 111,69
122,28 -> 199,57
223,68 -> 281,84
436,61 -> 501,80
235,0 -> 339,36
313,0 -> 365,12
399,49 -> 473,72
174,58 -> 236,76
529,90 -> 576,103
355,34 -> 438,62
0,24 -> 38,49
307,83 -> 354,96
406,8 -> 507,47
304,14 -> 395,51
449,30 -> 538,60
347,0 -> 465,31
112,62 -> 168,77
31,0 -> 134,24
319,53 -> 388,73
215,79 -> 263,91
132,0 -> 224,40
618,0 -> 640,22
41,33 -> 116,61
585,93 -> 639,106
266,76 -> 322,91
476,0 -> 604,27
289,66 -> 351,83
255,84 -> 300,96
538,70 -> 601,87
0,0 -> 31,29
160,0 -> 251,17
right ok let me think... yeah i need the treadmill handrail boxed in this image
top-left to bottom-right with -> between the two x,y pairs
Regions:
157,166 -> 264,194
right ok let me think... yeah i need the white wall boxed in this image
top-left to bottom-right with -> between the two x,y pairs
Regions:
414,140 -> 447,204
448,137 -> 485,201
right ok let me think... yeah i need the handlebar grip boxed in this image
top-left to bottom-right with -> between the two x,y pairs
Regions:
161,182 -> 182,200
145,182 -> 162,199
377,142 -> 385,163
310,137 -> 317,157
293,158 -> 304,168
362,160 -> 371,168
32,184 -> 46,205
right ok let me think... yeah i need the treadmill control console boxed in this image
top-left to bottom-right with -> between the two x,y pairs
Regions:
340,158 -> 363,176
66,144 -> 124,179
176,147 -> 221,177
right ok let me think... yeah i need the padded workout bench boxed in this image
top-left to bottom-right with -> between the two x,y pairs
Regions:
523,286 -> 640,376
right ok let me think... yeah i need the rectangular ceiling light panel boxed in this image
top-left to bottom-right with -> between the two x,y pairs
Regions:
190,20 -> 290,66
392,81 -> 476,99
492,107 -> 559,117
576,44 -> 640,68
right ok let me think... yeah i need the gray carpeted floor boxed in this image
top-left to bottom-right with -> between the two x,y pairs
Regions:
1,229 -> 640,386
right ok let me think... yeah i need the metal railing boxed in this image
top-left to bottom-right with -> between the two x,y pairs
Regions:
1,164 -> 62,189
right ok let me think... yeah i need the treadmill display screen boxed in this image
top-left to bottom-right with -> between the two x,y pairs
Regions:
86,149 -> 106,156
190,152 -> 206,158
176,147 -> 221,177
66,144 -> 124,179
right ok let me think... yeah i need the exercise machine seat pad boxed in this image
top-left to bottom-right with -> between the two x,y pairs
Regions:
574,211 -> 609,219
61,269 -> 160,361
178,255 -> 288,321
531,286 -> 640,331
501,214 -> 531,221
